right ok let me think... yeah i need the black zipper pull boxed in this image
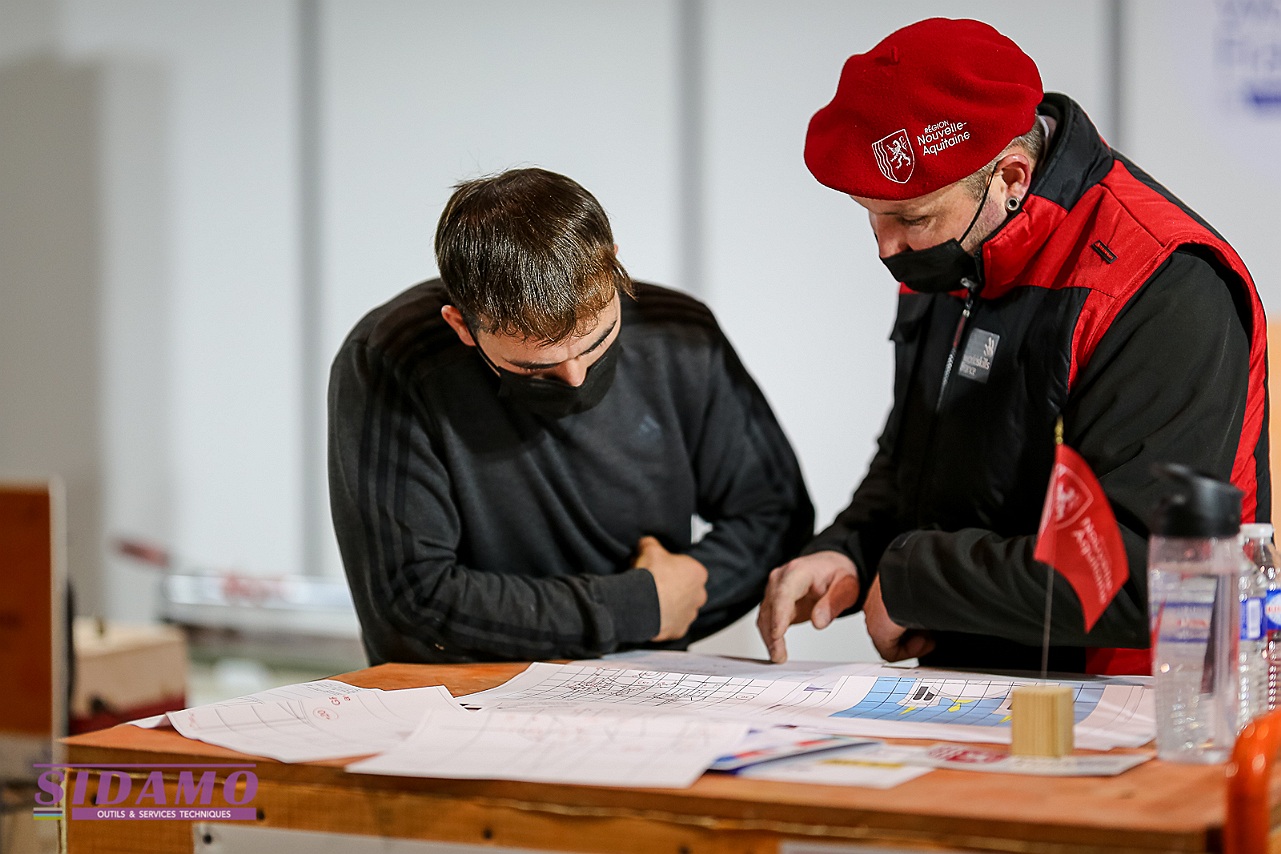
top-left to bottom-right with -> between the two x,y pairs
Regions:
935,278 -> 978,411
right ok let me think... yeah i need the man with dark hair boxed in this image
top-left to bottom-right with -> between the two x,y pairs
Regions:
758,17 -> 1268,674
330,167 -> 813,664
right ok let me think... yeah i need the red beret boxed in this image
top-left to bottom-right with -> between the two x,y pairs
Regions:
805,18 -> 1043,201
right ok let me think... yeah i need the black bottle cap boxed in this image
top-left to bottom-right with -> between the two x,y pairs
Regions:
1148,463 -> 1242,538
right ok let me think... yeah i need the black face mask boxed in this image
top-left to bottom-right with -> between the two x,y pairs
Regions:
471,330 -> 621,419
880,169 -> 997,294
881,235 -> 981,294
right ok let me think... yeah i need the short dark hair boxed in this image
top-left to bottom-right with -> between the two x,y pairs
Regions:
434,168 -> 634,342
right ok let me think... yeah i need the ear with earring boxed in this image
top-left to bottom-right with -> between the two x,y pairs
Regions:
1006,196 -> 1022,212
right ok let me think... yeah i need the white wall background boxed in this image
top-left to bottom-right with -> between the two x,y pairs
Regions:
1,0 -> 1276,664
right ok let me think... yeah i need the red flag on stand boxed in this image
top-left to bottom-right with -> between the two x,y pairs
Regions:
1033,437 -> 1129,630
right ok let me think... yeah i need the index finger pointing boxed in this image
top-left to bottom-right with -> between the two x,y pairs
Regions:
760,567 -> 813,656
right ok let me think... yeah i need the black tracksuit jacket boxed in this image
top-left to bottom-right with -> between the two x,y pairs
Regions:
329,281 -> 814,664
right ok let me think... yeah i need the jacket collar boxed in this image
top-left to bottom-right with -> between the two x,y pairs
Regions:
976,94 -> 1115,299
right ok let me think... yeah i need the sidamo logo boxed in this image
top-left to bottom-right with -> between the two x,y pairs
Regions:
33,763 -> 260,821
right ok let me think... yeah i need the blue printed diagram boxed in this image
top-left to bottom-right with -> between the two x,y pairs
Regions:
828,677 -> 1106,727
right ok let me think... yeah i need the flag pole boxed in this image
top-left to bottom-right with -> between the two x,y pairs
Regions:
1040,417 -> 1064,679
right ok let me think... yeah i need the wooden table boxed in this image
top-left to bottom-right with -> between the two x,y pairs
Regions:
61,662 -> 1269,853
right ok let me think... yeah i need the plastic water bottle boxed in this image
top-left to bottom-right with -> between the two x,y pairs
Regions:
1257,528 -> 1281,710
1239,523 -> 1272,727
1148,464 -> 1243,763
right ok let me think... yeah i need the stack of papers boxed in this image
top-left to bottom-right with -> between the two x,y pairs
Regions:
166,685 -> 457,763
128,678 -> 372,729
145,653 -> 1156,789
349,706 -> 748,789
462,657 -> 1154,751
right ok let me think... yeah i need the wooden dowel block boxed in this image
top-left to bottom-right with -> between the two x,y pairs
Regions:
1011,685 -> 1074,757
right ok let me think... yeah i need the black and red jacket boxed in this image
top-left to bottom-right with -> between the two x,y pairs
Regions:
809,93 -> 1268,674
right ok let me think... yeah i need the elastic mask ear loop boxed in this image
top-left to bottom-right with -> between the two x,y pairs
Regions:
958,165 -> 999,245
465,319 -> 504,377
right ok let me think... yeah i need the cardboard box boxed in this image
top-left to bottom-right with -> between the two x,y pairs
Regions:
70,618 -> 186,733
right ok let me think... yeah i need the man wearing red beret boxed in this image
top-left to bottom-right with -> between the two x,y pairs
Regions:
758,17 -> 1269,674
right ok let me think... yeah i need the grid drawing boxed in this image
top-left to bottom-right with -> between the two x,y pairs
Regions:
829,676 -> 1106,727
484,666 -> 778,712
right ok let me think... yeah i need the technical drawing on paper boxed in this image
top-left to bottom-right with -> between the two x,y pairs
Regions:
347,705 -> 749,789
828,676 -> 1106,727
458,663 -> 805,716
